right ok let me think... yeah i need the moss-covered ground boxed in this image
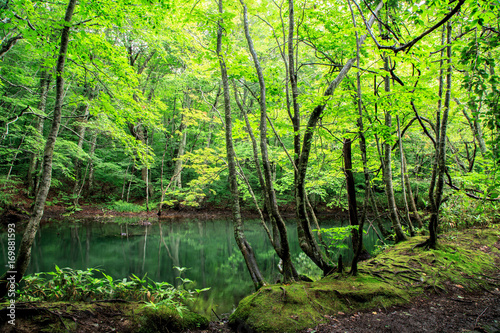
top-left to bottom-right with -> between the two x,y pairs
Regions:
229,227 -> 500,332
0,300 -> 209,332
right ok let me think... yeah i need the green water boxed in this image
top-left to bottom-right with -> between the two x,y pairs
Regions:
0,216 -> 385,316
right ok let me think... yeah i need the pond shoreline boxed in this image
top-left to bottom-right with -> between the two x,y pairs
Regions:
2,196 -> 351,226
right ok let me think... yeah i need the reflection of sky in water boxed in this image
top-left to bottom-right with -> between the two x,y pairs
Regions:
0,217 -> 385,316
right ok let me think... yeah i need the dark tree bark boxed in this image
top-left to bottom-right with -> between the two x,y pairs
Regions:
348,0 -> 370,274
343,138 -> 360,246
0,34 -> 23,58
424,22 -> 453,249
217,0 -> 266,289
0,0 -> 78,297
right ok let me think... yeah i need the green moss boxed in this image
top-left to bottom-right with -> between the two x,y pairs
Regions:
229,228 -> 500,332
137,305 -> 209,333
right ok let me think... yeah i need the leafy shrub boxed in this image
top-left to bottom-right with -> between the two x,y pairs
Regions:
19,266 -> 209,315
107,200 -> 145,212
0,176 -> 23,208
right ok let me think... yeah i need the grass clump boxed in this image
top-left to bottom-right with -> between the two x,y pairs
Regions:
138,304 -> 209,332
106,200 -> 145,212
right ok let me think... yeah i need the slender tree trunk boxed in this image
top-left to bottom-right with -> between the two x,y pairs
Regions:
348,0 -> 370,274
86,132 -> 97,194
27,71 -> 51,196
240,0 -> 298,282
343,138 -> 360,249
397,115 -> 415,236
403,154 -> 423,228
0,0 -> 77,297
72,101 -> 91,204
233,81 -> 279,250
425,22 -> 453,249
217,0 -> 266,289
173,117 -> 187,189
382,56 -> 407,243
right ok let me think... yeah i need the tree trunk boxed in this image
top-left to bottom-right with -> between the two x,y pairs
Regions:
294,0 -> 383,275
173,116 -> 187,189
27,71 -> 51,196
348,1 -> 370,274
403,153 -> 423,228
72,101 -> 91,204
426,22 -> 453,249
217,0 -> 266,289
233,81 -> 278,249
382,56 -> 407,243
0,0 -> 77,297
343,138 -> 360,246
240,0 -> 297,282
86,132 -> 98,194
397,115 -> 415,236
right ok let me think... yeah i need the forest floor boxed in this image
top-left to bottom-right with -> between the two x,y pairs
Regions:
2,282 -> 498,333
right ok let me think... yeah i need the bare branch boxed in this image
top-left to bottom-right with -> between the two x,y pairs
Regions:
353,0 -> 466,54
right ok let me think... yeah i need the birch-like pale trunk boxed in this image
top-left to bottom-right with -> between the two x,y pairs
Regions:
217,0 -> 266,289
240,0 -> 298,282
0,0 -> 78,297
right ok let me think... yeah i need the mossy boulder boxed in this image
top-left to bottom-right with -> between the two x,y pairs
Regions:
229,227 -> 500,332
138,305 -> 209,333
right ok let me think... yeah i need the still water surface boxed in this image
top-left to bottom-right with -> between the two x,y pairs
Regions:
0,216 -> 384,316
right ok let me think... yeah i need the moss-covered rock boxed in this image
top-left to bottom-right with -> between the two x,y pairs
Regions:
229,227 -> 500,332
138,304 -> 209,333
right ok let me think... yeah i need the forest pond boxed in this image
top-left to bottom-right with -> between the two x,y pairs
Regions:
0,216 -> 386,316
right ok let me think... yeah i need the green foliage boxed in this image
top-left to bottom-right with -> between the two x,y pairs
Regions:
440,195 -> 499,230
105,200 -> 145,213
0,176 -> 22,208
293,252 -> 322,280
316,225 -> 362,251
19,266 -> 210,313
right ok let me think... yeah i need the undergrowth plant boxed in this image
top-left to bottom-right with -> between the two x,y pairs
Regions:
105,200 -> 146,212
18,266 -> 209,316
314,225 -> 364,262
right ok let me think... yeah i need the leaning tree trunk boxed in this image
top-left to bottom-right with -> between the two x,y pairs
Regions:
382,55 -> 407,243
0,0 -> 77,297
233,81 -> 279,250
217,0 -> 266,289
240,0 -> 298,282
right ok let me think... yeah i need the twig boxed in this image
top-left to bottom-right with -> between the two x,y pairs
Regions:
212,308 -> 221,321
473,306 -> 489,330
